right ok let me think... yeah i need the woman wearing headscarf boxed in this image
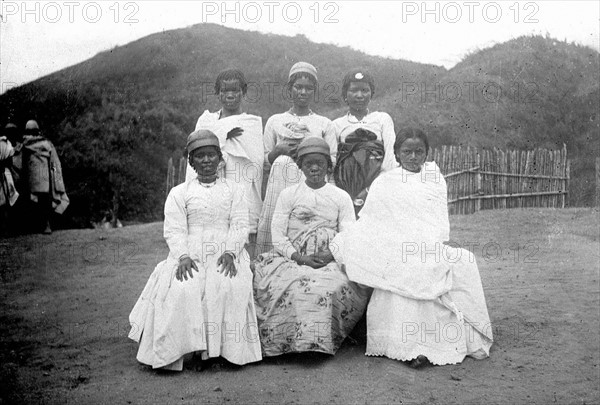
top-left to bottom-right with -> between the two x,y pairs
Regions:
19,120 -> 69,234
255,62 -> 337,255
332,69 -> 396,214
253,137 -> 370,357
333,128 -> 493,368
129,130 -> 262,371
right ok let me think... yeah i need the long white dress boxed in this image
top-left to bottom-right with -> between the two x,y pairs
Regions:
128,177 -> 262,370
333,162 -> 493,365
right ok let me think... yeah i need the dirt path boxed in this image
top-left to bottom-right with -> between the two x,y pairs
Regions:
1,208 -> 598,404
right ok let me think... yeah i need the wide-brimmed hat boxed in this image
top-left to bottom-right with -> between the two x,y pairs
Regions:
186,129 -> 220,154
296,137 -> 330,158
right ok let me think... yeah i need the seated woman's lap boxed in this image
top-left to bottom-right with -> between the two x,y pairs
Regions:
159,256 -> 254,301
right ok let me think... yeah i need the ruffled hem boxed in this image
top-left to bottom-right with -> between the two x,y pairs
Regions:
129,255 -> 263,369
365,349 -> 463,366
365,341 -> 490,366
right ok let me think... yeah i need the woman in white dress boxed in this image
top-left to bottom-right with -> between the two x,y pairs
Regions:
129,130 -> 262,371
333,128 -> 493,368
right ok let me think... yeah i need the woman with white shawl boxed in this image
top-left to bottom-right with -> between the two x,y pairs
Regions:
333,128 -> 493,367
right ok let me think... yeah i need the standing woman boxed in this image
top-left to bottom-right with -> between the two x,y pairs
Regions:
185,69 -> 264,259
333,69 -> 396,213
256,62 -> 337,255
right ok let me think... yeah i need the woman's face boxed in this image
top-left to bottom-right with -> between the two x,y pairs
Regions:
300,152 -> 328,188
346,81 -> 372,113
396,138 -> 427,173
218,79 -> 243,112
290,76 -> 315,108
191,146 -> 220,177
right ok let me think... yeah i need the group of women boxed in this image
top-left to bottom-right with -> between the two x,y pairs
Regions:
128,62 -> 493,372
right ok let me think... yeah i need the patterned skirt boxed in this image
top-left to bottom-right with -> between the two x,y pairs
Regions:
253,226 -> 370,356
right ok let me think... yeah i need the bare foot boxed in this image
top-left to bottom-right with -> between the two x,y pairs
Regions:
408,355 -> 431,369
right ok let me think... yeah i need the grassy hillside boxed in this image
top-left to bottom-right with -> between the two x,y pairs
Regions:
375,35 -> 599,206
0,25 -> 597,226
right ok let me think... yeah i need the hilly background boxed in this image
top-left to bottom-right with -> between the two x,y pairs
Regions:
1,23 -> 598,227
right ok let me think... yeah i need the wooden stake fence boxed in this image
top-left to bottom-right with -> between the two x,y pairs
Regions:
167,145 -> 570,215
165,157 -> 188,195
433,144 -> 569,214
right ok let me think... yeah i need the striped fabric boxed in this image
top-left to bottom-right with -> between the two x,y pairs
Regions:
255,155 -> 304,255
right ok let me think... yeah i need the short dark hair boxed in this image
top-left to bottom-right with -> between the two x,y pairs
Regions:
394,128 -> 430,158
214,69 -> 248,95
342,69 -> 375,99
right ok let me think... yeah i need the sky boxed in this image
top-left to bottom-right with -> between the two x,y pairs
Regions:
1,0 -> 599,93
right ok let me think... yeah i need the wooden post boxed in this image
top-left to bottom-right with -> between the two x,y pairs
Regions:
475,152 -> 482,213
596,157 -> 600,208
560,144 -> 569,208
166,157 -> 173,196
566,159 -> 571,207
178,156 -> 187,186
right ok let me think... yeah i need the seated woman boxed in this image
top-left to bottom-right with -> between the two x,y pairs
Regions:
129,130 -> 262,371
253,137 -> 370,357
333,69 -> 396,214
333,128 -> 493,367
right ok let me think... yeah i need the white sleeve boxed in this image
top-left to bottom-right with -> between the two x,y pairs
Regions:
225,182 -> 249,256
337,190 -> 356,232
322,119 -> 338,166
263,116 -> 277,165
163,185 -> 189,260
380,113 -> 397,172
271,188 -> 296,260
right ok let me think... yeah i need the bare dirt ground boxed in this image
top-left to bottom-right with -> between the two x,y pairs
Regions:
1,208 -> 599,404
